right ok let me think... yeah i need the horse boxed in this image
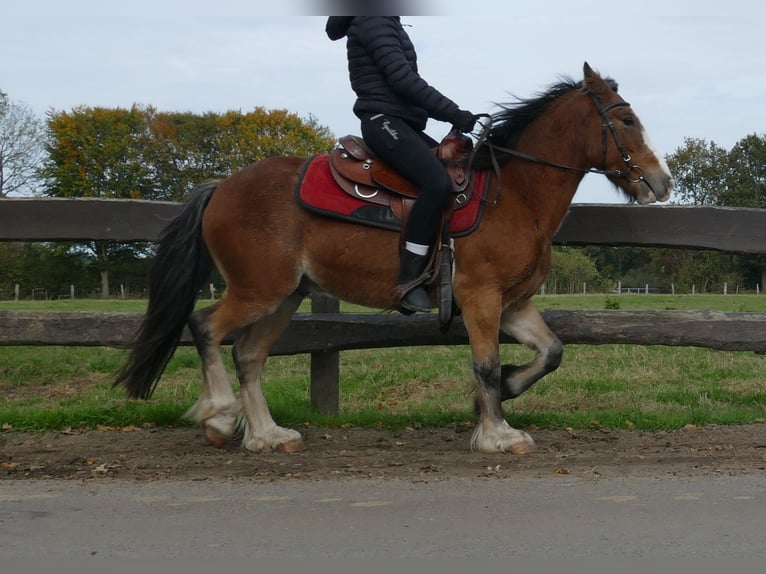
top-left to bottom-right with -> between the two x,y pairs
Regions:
115,63 -> 673,454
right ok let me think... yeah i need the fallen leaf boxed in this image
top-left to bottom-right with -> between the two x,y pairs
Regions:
552,467 -> 570,475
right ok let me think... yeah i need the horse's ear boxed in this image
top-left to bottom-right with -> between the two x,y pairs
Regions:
583,62 -> 608,94
583,62 -> 600,84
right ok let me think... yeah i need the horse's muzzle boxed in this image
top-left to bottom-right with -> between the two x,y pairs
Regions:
636,171 -> 673,204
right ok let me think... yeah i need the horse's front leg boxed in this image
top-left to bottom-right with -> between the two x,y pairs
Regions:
462,293 -> 536,454
499,299 -> 563,401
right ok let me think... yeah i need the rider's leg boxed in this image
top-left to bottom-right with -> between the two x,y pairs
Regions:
360,114 -> 452,312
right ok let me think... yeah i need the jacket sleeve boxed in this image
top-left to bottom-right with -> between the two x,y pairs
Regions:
355,17 -> 461,124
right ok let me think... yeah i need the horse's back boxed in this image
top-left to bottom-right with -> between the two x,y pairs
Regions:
204,156 -> 307,227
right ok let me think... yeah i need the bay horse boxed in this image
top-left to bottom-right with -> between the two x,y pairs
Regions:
115,63 -> 673,454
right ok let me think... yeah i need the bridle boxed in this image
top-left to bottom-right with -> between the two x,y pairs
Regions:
470,92 -> 651,204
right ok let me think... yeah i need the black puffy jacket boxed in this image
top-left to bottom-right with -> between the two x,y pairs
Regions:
326,16 -> 462,131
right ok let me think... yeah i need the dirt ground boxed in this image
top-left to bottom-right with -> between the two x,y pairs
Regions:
2,422 -> 765,481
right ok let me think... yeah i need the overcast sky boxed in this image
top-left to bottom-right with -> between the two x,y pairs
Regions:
2,0 -> 764,202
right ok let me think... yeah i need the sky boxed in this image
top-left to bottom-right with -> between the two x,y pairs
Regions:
2,0 -> 764,203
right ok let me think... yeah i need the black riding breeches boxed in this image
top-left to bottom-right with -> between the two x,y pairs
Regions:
360,113 -> 452,246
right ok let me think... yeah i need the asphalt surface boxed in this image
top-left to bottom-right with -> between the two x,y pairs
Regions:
1,475 -> 765,558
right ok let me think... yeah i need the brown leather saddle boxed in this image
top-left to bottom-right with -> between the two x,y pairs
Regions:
328,130 -> 475,226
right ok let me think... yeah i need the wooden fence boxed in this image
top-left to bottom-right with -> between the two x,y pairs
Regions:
2,198 -> 766,414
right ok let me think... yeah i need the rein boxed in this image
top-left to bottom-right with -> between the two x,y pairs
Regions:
468,93 -> 649,205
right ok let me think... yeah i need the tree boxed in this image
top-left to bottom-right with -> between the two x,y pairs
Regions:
42,105 -> 155,200
720,134 -> 766,208
39,105 -> 335,296
40,105 -> 156,296
0,91 -> 46,197
666,137 -> 729,206
665,134 -> 766,291
547,248 -> 606,293
145,107 -> 335,201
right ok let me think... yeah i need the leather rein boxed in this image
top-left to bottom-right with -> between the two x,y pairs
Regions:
468,93 -> 650,205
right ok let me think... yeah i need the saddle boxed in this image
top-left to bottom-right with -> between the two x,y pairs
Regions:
328,130 -> 475,221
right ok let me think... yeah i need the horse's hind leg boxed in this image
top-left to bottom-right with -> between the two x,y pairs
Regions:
185,301 -> 242,447
232,292 -> 305,453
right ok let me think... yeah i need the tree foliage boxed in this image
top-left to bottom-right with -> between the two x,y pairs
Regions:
42,105 -> 335,201
547,248 -> 606,293
0,90 -> 46,197
720,134 -> 766,208
667,134 -> 766,208
34,104 -> 335,297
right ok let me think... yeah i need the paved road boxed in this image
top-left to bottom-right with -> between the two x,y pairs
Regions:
1,475 -> 764,558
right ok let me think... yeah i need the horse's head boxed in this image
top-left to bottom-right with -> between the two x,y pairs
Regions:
581,62 -> 673,204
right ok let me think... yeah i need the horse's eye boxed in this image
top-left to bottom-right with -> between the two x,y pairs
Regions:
622,116 -> 635,127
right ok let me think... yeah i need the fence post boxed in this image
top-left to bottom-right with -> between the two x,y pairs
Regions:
14,284 -> 19,302
70,284 -> 75,299
310,292 -> 340,415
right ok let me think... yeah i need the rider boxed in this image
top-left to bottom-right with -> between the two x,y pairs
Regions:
326,15 -> 478,313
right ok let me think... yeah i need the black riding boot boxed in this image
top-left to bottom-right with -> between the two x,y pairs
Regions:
395,250 -> 432,313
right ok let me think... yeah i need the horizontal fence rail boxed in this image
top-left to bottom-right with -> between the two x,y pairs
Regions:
1,198 -> 766,252
2,310 -> 765,353
2,198 -> 766,414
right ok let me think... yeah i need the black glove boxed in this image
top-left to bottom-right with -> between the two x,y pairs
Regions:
452,110 -> 478,133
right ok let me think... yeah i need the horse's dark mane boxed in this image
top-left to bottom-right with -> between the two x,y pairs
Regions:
471,76 -> 618,170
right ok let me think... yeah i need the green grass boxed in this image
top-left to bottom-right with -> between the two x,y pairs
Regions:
0,295 -> 764,432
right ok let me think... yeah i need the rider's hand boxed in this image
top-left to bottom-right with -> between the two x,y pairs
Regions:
452,110 -> 479,134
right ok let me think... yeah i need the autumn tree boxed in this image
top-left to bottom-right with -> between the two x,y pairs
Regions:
145,107 -> 334,201
40,105 -> 335,296
0,91 -> 46,197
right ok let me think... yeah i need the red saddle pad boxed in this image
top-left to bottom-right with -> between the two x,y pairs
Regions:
295,154 -> 489,237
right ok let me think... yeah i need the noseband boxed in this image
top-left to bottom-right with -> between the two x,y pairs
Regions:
473,92 -> 650,204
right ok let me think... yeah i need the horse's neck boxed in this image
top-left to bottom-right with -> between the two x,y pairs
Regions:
497,144 -> 587,238
503,122 -> 590,237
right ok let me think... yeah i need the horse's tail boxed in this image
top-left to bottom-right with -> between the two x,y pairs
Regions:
114,180 -> 218,399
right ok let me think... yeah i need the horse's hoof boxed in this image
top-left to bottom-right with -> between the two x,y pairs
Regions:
470,421 -> 537,454
203,425 -> 228,448
276,439 -> 306,453
508,440 -> 536,455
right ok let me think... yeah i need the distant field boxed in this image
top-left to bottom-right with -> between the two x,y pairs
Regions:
0,294 -> 764,431
2,292 -> 765,312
